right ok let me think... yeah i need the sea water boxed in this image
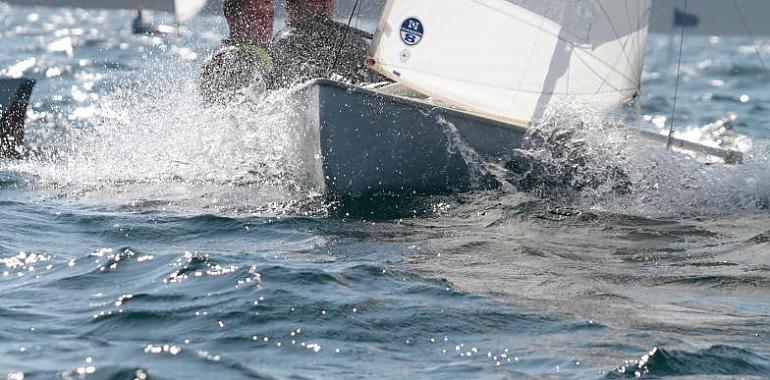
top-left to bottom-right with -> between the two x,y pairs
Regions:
1,6 -> 770,379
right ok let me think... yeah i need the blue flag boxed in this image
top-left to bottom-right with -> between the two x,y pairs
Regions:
674,8 -> 699,27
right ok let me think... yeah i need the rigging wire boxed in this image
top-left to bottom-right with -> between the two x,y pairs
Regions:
667,0 -> 688,148
732,0 -> 770,80
328,0 -> 362,76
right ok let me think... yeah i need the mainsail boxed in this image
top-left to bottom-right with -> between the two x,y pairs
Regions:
368,0 -> 652,125
2,0 -> 208,21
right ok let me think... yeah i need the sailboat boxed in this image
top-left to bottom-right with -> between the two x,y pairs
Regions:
1,0 -> 208,23
290,0 -> 741,195
0,78 -> 35,159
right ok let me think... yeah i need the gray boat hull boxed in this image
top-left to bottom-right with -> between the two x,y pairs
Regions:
293,79 -> 528,196
1,77 -> 35,159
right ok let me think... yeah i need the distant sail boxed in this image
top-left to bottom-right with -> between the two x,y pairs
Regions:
172,0 -> 207,21
369,0 -> 652,124
650,0 -> 770,36
2,0 -> 208,21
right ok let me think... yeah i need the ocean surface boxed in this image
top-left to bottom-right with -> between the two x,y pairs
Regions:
2,5 -> 770,379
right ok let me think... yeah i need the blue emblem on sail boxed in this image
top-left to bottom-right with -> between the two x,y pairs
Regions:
674,8 -> 699,27
400,18 -> 424,46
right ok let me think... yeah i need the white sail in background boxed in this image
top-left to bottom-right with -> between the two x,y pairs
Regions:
369,0 -> 652,124
2,0 -> 208,21
173,0 -> 208,21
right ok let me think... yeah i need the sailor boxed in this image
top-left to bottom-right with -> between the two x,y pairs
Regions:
269,0 -> 378,88
197,0 -> 273,104
198,0 -> 378,103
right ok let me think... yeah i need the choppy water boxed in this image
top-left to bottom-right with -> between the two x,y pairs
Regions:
2,5 -> 770,379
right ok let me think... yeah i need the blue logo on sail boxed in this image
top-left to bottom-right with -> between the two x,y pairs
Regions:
400,18 -> 424,46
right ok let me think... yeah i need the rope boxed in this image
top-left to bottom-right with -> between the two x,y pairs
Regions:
733,0 -> 770,80
328,0 -> 362,76
667,0 -> 688,148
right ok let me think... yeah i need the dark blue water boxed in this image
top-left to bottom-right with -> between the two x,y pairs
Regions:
2,5 -> 770,379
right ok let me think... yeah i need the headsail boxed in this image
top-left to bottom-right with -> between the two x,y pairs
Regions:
368,0 -> 652,124
2,0 -> 208,22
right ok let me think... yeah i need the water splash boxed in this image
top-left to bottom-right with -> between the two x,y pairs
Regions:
437,116 -> 514,192
0,7 -> 330,213
508,106 -> 770,216
5,73 -> 324,213
505,109 -> 632,201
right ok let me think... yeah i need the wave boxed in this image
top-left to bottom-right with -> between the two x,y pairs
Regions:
608,345 -> 770,378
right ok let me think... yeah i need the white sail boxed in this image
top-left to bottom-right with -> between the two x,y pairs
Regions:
2,0 -> 207,21
173,0 -> 207,21
369,0 -> 652,124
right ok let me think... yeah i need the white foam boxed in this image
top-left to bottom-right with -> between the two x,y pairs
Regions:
7,75 -> 324,213
521,108 -> 770,216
